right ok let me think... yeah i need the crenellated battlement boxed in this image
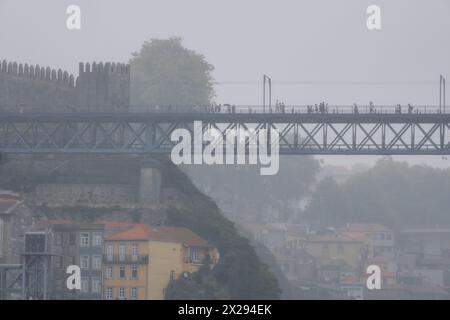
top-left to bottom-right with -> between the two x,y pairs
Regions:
0,59 -> 130,112
78,62 -> 130,76
0,60 -> 76,87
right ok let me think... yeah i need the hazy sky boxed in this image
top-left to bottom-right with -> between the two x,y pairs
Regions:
1,0 -> 449,168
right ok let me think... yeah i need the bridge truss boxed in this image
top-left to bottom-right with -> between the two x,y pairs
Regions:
1,112 -> 450,155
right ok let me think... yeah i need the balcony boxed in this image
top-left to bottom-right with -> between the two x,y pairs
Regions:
103,254 -> 149,264
183,256 -> 219,265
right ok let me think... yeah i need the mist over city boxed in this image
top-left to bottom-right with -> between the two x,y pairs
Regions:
1,0 -> 450,310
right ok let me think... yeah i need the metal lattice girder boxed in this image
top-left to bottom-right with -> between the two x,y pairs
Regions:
1,112 -> 450,155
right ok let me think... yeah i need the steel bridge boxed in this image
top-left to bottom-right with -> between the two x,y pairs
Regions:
1,106 -> 450,155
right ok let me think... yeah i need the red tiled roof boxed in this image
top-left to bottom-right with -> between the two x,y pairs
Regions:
106,224 -> 212,247
106,224 -> 150,240
0,191 -> 19,200
340,231 -> 368,241
95,220 -> 137,229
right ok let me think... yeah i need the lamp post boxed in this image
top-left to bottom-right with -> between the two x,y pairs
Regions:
440,75 -> 446,114
263,74 -> 272,113
440,75 -> 442,113
444,76 -> 446,114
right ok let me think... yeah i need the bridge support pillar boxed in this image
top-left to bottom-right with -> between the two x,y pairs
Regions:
139,159 -> 162,206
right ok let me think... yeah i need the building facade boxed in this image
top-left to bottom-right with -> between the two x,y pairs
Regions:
103,224 -> 219,300
41,220 -> 105,300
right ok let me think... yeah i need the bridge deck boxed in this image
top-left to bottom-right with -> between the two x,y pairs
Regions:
1,111 -> 450,155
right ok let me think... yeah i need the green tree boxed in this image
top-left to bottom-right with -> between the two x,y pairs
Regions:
130,37 -> 215,107
305,157 -> 450,229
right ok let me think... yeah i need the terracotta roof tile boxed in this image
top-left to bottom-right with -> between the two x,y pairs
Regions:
95,220 -> 137,229
106,224 -> 212,247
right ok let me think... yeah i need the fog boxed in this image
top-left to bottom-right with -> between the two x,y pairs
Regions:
1,0 -> 449,167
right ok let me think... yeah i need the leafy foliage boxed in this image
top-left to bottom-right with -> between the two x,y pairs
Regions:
160,159 -> 281,299
130,37 -> 215,106
305,157 -> 450,229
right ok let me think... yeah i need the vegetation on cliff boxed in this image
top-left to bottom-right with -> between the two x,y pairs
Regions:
160,158 -> 281,299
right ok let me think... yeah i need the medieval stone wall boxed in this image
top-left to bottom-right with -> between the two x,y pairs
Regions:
0,60 -> 130,112
30,183 -> 138,207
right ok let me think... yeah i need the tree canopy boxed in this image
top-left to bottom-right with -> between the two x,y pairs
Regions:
130,37 -> 215,107
305,157 -> 450,229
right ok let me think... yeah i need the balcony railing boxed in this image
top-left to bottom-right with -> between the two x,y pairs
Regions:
103,254 -> 149,264
183,256 -> 219,265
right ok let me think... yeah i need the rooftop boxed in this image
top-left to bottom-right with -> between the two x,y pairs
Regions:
0,197 -> 21,215
345,223 -> 390,232
106,224 -> 213,248
306,233 -> 364,243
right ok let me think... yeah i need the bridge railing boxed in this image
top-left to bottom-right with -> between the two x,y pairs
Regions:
0,103 -> 446,115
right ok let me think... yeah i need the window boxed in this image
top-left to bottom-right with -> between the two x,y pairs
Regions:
105,287 -> 113,300
80,233 -> 90,247
131,265 -> 138,280
337,244 -> 344,255
69,233 -> 76,245
119,243 -> 126,261
105,267 -> 113,279
190,247 -> 200,263
92,255 -> 102,270
54,233 -> 62,246
93,233 -> 102,246
81,278 -> 89,293
130,287 -> 137,300
386,233 -> 392,240
92,278 -> 102,294
119,265 -> 125,279
106,244 -> 113,262
55,256 -> 63,269
131,243 -> 138,261
119,287 -> 125,300
80,255 -> 89,269
170,270 -> 175,281
380,233 -> 386,240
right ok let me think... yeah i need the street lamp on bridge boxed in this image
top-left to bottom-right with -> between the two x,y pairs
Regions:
440,75 -> 446,114
263,74 -> 272,113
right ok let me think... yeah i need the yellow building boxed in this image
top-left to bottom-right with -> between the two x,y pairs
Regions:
342,223 -> 395,259
304,233 -> 367,271
103,224 -> 219,300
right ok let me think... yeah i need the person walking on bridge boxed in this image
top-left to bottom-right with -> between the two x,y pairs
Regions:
369,101 -> 375,114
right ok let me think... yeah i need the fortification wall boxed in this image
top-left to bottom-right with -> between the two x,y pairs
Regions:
31,183 -> 138,207
0,59 -> 130,112
0,60 -> 76,112
76,62 -> 130,112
